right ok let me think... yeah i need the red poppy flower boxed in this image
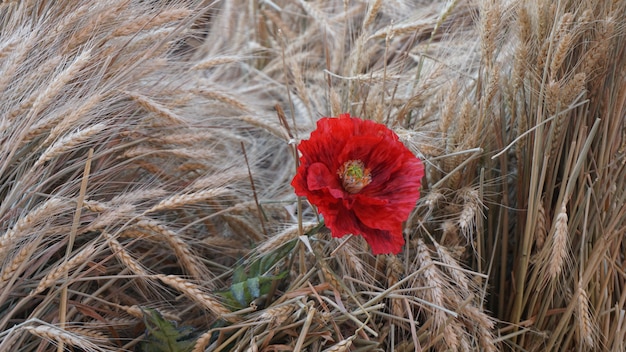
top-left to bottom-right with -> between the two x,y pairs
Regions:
291,113 -> 424,255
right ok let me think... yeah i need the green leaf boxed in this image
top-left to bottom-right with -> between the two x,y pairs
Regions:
231,265 -> 246,284
215,237 -> 299,310
139,308 -> 196,352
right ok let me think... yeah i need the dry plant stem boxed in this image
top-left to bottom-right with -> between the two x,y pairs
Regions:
58,148 -> 92,352
294,305 -> 316,352
241,141 -> 267,237
329,234 -> 353,256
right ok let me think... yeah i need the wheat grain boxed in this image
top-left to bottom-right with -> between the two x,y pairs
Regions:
577,281 -> 595,348
459,301 -> 496,352
537,39 -> 550,72
135,218 -> 206,280
261,9 -> 297,40
320,262 -> 342,291
25,325 -> 108,352
155,274 -> 235,322
434,242 -> 471,295
37,93 -> 104,147
296,0 -> 335,37
484,68 -> 500,109
545,79 -> 560,116
192,329 -> 213,352
0,31 -> 34,94
112,8 -> 192,37
257,222 -> 316,254
30,49 -> 92,117
0,198 -> 66,262
48,3 -> 91,41
0,239 -> 38,296
223,214 -> 264,242
442,323 -> 461,351
127,91 -> 187,126
84,204 -> 135,232
334,237 -> 369,282
513,43 -> 528,90
479,1 -> 501,66
535,200 -> 547,252
193,88 -> 252,113
258,303 -> 295,326
64,1 -> 129,52
549,32 -> 573,81
548,201 -> 569,280
459,188 -> 481,239
560,72 -> 587,108
109,188 -> 169,206
583,20 -> 612,77
146,187 -> 229,213
363,0 -> 383,28
31,243 -> 96,296
0,37 -> 17,59
323,335 -> 355,352
386,254 -> 405,319
65,327 -> 109,341
5,56 -> 63,123
34,123 -> 106,168
192,55 -> 242,70
103,232 -> 148,276
414,239 -> 448,344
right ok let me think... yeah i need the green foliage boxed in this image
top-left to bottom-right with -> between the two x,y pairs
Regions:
139,308 -> 196,352
217,238 -> 298,310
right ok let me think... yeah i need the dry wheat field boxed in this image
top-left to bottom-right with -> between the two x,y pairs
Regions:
0,0 -> 625,351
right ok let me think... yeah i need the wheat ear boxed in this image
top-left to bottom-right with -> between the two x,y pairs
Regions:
112,8 -> 192,37
577,281 -> 595,348
146,187 -> 229,213
548,201 -> 569,280
103,232 -> 148,276
25,325 -> 108,352
154,274 -> 236,322
31,243 -> 96,296
135,218 -> 206,281
35,124 -> 106,168
0,198 -> 66,262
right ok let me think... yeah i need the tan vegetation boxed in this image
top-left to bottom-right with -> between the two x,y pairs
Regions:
0,0 -> 624,351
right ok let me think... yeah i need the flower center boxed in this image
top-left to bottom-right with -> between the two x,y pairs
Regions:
338,160 -> 372,193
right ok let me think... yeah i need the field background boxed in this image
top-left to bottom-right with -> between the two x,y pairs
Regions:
0,0 -> 625,351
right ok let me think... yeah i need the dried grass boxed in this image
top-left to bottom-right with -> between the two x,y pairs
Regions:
1,0 -> 625,351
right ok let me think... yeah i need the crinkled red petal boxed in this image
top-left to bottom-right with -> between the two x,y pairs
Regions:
291,113 -> 424,255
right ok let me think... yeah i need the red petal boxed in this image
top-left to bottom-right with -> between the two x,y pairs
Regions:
320,202 -> 361,238
359,224 -> 405,255
291,113 -> 425,255
307,162 -> 344,199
